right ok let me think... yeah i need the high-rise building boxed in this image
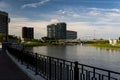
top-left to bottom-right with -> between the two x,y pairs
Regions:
66,30 -> 77,39
0,11 -> 10,41
47,22 -> 66,40
22,27 -> 34,40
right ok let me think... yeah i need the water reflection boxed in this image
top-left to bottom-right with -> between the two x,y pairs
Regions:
25,45 -> 120,72
46,45 -> 67,59
96,47 -> 120,53
24,47 -> 33,52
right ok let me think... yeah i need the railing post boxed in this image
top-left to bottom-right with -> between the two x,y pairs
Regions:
108,71 -> 110,80
60,63 -> 63,80
18,50 -> 20,62
26,52 -> 29,69
49,57 -> 52,80
35,53 -> 38,75
21,50 -> 23,64
74,61 -> 79,80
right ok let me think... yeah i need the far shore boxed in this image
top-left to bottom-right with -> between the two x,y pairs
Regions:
24,41 -> 81,47
23,40 -> 120,51
90,43 -> 120,50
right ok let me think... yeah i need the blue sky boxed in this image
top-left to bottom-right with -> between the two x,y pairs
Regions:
1,0 -> 120,39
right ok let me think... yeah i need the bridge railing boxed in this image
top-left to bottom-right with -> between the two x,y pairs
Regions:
7,46 -> 120,80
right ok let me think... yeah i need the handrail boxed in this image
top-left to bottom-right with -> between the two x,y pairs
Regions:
7,46 -> 120,80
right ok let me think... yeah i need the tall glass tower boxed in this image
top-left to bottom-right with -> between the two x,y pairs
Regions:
0,11 -> 10,41
47,22 -> 66,40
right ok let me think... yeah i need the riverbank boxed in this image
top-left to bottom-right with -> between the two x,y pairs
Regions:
24,40 -> 120,50
25,42 -> 47,47
86,40 -> 120,50
90,43 -> 120,50
24,41 -> 80,47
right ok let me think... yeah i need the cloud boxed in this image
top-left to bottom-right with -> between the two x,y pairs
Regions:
21,0 -> 50,8
0,1 -> 8,8
9,6 -> 120,39
0,1 -> 11,11
57,8 -> 120,20
57,9 -> 76,17
50,19 -> 60,23
56,7 -> 120,39
67,21 -> 120,39
9,16 -> 120,39
9,17 -> 51,38
107,13 -> 120,17
87,8 -> 101,16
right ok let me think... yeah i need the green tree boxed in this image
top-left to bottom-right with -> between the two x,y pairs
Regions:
18,37 -> 21,43
119,37 -> 120,40
41,36 -> 51,42
0,34 -> 6,42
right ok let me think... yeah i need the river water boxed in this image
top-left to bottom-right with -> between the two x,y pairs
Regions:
25,45 -> 120,72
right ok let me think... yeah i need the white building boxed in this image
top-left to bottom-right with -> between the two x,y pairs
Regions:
109,39 -> 117,45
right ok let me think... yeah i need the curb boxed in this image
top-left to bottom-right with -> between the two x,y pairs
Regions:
6,50 -> 45,80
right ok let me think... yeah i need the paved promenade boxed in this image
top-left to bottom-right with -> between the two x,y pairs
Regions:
0,49 -> 31,80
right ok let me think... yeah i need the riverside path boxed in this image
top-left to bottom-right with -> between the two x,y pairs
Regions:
0,48 -> 31,80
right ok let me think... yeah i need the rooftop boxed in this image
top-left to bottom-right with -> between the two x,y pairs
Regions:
0,11 -> 8,16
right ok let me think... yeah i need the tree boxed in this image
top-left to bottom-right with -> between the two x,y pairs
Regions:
18,37 -> 21,43
0,34 -> 6,42
119,37 -> 120,40
41,36 -> 51,42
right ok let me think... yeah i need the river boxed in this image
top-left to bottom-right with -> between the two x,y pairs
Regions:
25,45 -> 120,72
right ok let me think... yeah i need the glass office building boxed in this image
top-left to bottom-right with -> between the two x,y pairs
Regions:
47,22 -> 66,40
22,27 -> 34,40
0,11 -> 10,41
0,11 -> 10,35
66,30 -> 77,39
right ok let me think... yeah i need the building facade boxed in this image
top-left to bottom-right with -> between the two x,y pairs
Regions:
22,27 -> 34,40
47,22 -> 66,40
66,30 -> 77,39
0,11 -> 10,41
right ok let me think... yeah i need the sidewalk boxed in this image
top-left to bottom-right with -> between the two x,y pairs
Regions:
0,49 -> 31,80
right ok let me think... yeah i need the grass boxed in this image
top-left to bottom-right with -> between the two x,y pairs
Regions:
87,40 -> 120,50
24,41 -> 80,47
24,41 -> 66,47
24,40 -> 120,50
90,43 -> 120,50
24,42 -> 47,47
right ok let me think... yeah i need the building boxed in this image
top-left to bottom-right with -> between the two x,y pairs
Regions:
0,11 -> 10,41
22,27 -> 34,40
47,22 -> 66,40
109,39 -> 117,45
66,30 -> 77,39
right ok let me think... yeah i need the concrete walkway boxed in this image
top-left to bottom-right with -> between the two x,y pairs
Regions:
0,49 -> 31,80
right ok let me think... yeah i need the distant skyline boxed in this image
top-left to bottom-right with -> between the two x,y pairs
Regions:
1,0 -> 120,39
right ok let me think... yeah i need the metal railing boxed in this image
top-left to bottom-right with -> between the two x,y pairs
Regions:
7,46 -> 120,80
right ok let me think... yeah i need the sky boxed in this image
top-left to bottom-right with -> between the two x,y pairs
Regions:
1,0 -> 120,39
